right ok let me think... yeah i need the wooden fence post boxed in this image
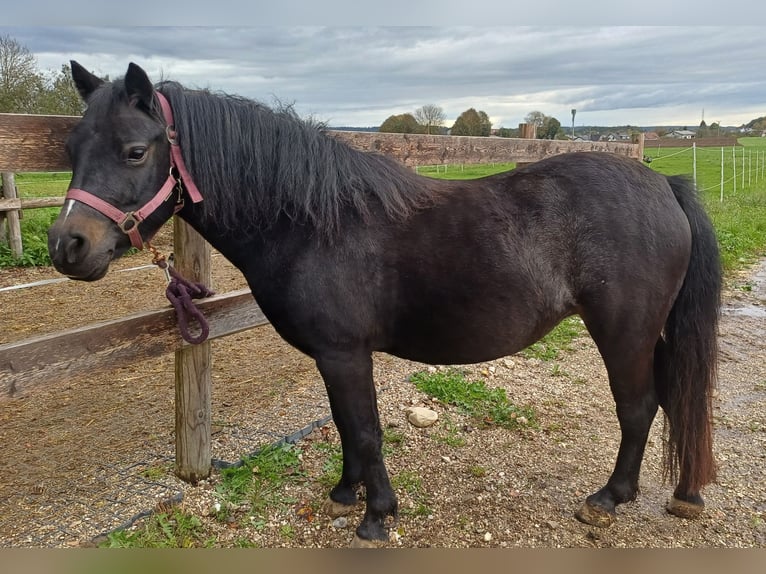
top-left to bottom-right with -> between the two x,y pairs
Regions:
1,172 -> 22,258
173,216 -> 213,483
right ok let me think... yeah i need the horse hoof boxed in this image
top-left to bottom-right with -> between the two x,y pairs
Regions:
667,496 -> 704,519
350,534 -> 387,548
323,497 -> 357,518
575,501 -> 616,528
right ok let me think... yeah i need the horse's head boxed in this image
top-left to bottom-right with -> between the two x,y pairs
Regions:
48,62 -> 176,281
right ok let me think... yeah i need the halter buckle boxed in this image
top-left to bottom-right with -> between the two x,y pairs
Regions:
118,212 -> 140,233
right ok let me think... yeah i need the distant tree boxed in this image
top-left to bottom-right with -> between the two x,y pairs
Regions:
0,34 -> 41,113
495,126 -> 518,138
539,116 -> 562,139
36,64 -> 84,116
478,110 -> 492,136
451,108 -> 491,136
379,113 -> 422,134
414,104 -> 446,135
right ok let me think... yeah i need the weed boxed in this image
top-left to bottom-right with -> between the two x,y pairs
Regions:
432,417 -> 467,447
469,465 -> 487,478
392,470 -> 423,495
549,363 -> 569,378
232,536 -> 261,548
140,464 -> 170,481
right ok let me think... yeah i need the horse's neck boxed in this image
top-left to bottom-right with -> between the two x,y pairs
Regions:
179,209 -> 312,287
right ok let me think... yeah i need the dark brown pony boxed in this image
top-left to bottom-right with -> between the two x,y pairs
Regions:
48,62 -> 721,546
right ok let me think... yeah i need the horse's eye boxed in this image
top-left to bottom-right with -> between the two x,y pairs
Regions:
127,146 -> 147,163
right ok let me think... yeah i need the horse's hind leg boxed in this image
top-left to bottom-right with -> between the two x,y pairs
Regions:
575,312 -> 662,527
315,351 -> 397,546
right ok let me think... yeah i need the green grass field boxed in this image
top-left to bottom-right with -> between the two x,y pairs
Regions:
424,138 -> 766,273
0,172 -> 70,266
641,137 -> 766,271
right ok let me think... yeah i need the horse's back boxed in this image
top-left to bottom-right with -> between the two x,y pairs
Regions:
381,152 -> 691,363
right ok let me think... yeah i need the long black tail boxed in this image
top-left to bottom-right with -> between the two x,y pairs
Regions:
655,175 -> 721,495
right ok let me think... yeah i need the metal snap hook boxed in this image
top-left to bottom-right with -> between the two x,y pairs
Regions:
165,124 -> 178,145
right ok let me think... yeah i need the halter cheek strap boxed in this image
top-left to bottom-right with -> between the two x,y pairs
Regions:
64,92 -> 203,250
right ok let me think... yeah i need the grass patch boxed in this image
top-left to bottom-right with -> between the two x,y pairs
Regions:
214,443 -> 304,523
418,162 -> 515,180
314,442 -> 343,489
521,316 -> 586,362
0,207 -> 58,267
101,508 -> 210,548
410,369 -> 535,430
392,470 -> 432,517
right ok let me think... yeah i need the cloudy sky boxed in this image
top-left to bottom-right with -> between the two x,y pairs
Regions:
3,25 -> 765,129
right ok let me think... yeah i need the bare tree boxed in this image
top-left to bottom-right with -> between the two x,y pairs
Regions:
414,104 -> 446,135
0,34 -> 41,113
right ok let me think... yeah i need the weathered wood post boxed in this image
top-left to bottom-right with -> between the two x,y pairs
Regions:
519,123 -> 537,140
1,172 -> 23,258
632,132 -> 645,161
516,123 -> 537,169
173,216 -> 213,483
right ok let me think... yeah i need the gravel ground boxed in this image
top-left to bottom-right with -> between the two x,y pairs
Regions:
1,237 -> 764,548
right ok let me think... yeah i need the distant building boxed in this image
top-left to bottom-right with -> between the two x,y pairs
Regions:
644,131 -> 660,141
669,130 -> 696,139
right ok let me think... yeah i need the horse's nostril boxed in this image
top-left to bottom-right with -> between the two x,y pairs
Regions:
64,233 -> 88,265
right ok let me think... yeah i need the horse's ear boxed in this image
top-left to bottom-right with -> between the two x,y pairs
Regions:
70,60 -> 104,101
125,62 -> 155,110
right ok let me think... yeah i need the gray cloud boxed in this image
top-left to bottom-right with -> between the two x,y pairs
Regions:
3,26 -> 764,127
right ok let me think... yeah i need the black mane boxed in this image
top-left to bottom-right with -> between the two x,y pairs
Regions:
153,81 -> 441,235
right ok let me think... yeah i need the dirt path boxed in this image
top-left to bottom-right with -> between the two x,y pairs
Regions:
1,241 -> 764,547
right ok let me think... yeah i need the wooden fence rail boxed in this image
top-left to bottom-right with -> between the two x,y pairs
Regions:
0,112 -> 642,483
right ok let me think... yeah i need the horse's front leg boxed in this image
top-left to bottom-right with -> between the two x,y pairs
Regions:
316,351 -> 397,546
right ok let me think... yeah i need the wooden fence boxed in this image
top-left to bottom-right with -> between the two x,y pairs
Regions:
0,113 -> 642,482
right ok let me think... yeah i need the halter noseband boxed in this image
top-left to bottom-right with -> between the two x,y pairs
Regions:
64,92 -> 203,250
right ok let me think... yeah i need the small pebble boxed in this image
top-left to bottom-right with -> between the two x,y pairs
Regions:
332,516 -> 348,529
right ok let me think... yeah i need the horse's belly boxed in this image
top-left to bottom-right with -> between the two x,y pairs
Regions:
385,309 -> 547,365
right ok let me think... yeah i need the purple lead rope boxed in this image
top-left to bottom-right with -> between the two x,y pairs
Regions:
150,246 -> 215,345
